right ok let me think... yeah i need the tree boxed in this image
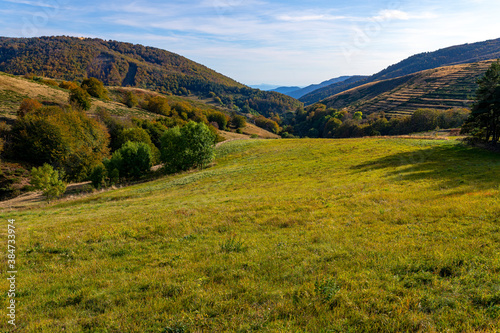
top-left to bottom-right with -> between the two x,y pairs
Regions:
353,111 -> 363,121
69,87 -> 92,110
106,141 -> 152,180
30,164 -> 67,201
89,163 -> 107,189
17,98 -> 42,118
10,106 -> 110,181
81,77 -> 109,99
463,61 -> 500,144
124,91 -> 138,108
208,111 -> 229,130
148,96 -> 171,116
160,121 -> 216,173
116,127 -> 160,164
231,113 -> 247,129
255,115 -> 280,134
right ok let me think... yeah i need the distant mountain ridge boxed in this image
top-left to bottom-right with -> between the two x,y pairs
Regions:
299,76 -> 369,104
0,36 -> 301,117
271,76 -> 356,99
272,86 -> 302,95
300,37 -> 500,105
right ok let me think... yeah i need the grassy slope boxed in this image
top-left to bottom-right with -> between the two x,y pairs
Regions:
1,138 -> 500,332
0,72 -> 276,138
0,72 -> 155,121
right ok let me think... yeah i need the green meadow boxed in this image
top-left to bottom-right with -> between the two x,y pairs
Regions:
1,138 -> 500,332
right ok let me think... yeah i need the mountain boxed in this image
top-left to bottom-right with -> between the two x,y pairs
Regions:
300,37 -> 500,105
249,84 -> 282,90
272,76 -> 357,99
299,76 -> 369,104
321,60 -> 494,116
272,86 -> 302,94
0,36 -> 301,117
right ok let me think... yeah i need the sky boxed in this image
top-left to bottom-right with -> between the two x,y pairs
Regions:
1,0 -> 500,87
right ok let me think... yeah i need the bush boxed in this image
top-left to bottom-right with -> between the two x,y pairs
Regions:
59,81 -> 79,90
95,108 -> 133,151
69,87 -> 92,110
160,121 -> 216,173
81,77 -> 108,99
231,114 -> 247,129
116,127 -> 160,164
89,163 -> 107,189
208,111 -> 228,130
17,98 -> 42,118
30,164 -> 67,201
10,106 -> 110,181
254,116 -> 280,134
148,96 -> 171,116
124,91 -> 138,108
106,141 -> 152,180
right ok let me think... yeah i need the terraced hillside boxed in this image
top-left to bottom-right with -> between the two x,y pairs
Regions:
323,60 -> 494,117
301,37 -> 500,105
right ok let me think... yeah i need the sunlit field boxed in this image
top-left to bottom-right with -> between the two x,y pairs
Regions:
2,138 -> 500,332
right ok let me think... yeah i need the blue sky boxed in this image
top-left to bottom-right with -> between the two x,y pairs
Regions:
1,0 -> 500,86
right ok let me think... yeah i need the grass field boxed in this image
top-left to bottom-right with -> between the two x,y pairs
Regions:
1,138 -> 500,332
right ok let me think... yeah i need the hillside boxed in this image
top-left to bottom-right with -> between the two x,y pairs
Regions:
300,37 -> 500,105
0,71 -> 279,136
0,36 -> 301,116
1,138 -> 500,332
321,60 -> 495,117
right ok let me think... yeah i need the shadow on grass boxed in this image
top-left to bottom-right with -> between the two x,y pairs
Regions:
352,143 -> 500,193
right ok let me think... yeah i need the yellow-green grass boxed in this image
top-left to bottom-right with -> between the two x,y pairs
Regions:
1,138 -> 500,332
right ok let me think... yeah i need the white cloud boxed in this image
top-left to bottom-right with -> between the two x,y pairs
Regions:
277,14 -> 347,22
373,10 -> 410,21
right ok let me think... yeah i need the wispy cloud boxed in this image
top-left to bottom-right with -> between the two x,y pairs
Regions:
0,0 -> 499,85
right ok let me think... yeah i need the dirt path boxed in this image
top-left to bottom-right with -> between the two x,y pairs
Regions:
0,182 -> 92,211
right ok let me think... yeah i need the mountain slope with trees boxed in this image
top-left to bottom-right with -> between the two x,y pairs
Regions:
0,36 -> 301,116
300,37 -> 500,105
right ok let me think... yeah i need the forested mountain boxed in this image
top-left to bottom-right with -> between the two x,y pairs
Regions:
0,36 -> 301,116
300,37 -> 500,105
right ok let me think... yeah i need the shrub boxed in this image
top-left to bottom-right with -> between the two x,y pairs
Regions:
208,111 -> 229,130
116,127 -> 160,164
81,77 -> 108,99
107,141 -> 152,180
89,163 -> 107,189
95,108 -> 133,151
160,121 -> 216,173
255,115 -> 280,134
30,164 -> 67,201
17,98 -> 42,118
148,96 -> 171,116
59,81 -> 79,90
231,114 -> 247,129
10,106 -> 110,181
69,87 -> 92,110
124,91 -> 138,108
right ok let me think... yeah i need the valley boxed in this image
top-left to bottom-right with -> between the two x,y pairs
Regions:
0,32 -> 500,333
